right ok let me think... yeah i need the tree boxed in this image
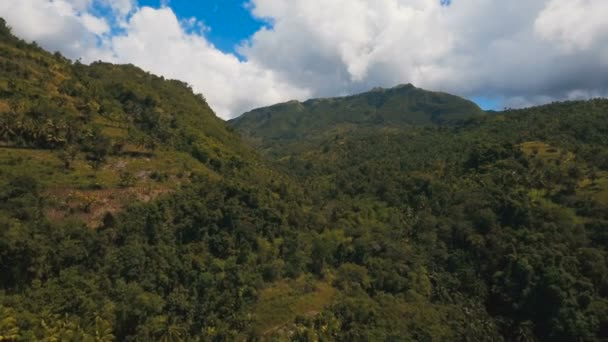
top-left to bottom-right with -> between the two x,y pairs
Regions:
0,18 -> 12,39
93,316 -> 115,342
334,263 -> 371,291
84,127 -> 110,169
57,145 -> 78,170
0,307 -> 20,341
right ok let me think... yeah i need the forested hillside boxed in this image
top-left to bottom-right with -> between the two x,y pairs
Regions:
1,17 -> 608,341
233,97 -> 608,340
230,84 -> 484,156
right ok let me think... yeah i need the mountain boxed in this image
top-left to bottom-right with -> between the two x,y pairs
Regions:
2,18 -> 608,341
230,84 -> 484,153
232,87 -> 608,340
0,17 -> 290,227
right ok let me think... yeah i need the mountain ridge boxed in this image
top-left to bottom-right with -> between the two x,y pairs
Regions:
230,83 -> 485,149
229,83 -> 486,158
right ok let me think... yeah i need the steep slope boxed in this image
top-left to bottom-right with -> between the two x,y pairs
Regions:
230,83 -> 484,153
0,19 -> 325,340
0,19 -> 243,159
0,18 -> 270,226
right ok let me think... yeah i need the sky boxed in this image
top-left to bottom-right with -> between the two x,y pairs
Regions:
1,0 -> 607,119
137,0 -> 267,57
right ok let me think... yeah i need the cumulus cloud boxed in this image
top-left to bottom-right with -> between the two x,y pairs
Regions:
1,0 -> 607,117
242,0 -> 454,93
80,13 -> 110,35
535,0 -> 608,51
243,0 -> 608,109
104,7 -> 309,117
0,0 -> 102,57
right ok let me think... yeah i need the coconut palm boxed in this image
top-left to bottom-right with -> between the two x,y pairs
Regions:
0,119 -> 14,142
93,316 -> 114,342
0,307 -> 20,341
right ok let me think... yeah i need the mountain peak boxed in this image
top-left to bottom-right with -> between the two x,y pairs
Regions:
230,84 -> 484,148
393,83 -> 415,90
368,83 -> 415,93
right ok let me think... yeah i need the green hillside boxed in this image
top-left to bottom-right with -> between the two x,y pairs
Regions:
232,95 -> 608,340
0,17 -> 273,227
1,17 -> 608,341
230,83 -> 484,154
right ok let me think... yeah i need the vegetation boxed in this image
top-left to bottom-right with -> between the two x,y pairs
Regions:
233,94 -> 608,340
1,17 -> 608,341
229,83 -> 484,156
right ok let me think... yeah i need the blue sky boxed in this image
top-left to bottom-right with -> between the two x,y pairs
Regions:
138,0 -> 266,56
471,97 -> 500,111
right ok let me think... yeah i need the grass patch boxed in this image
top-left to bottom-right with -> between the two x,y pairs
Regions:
520,141 -> 574,163
0,146 -> 214,226
528,189 -> 585,224
578,171 -> 608,206
250,276 -> 336,336
0,147 -> 209,188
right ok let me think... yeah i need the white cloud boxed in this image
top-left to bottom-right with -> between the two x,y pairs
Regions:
107,0 -> 135,16
66,0 -> 94,11
80,13 -> 110,35
243,0 -> 608,109
535,0 -> 608,51
243,0 -> 453,90
103,7 -> 309,117
0,0 -> 102,56
1,0 -> 607,117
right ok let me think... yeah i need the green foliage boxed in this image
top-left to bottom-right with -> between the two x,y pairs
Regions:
118,171 -> 136,188
230,83 -> 484,156
0,306 -> 20,341
232,95 -> 608,340
0,25 -> 247,174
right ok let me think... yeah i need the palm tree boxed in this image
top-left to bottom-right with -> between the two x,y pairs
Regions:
513,321 -> 537,342
0,307 -> 20,341
40,314 -> 88,342
149,316 -> 187,342
159,323 -> 187,342
93,316 -> 114,342
42,119 -> 67,147
0,120 -> 14,142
